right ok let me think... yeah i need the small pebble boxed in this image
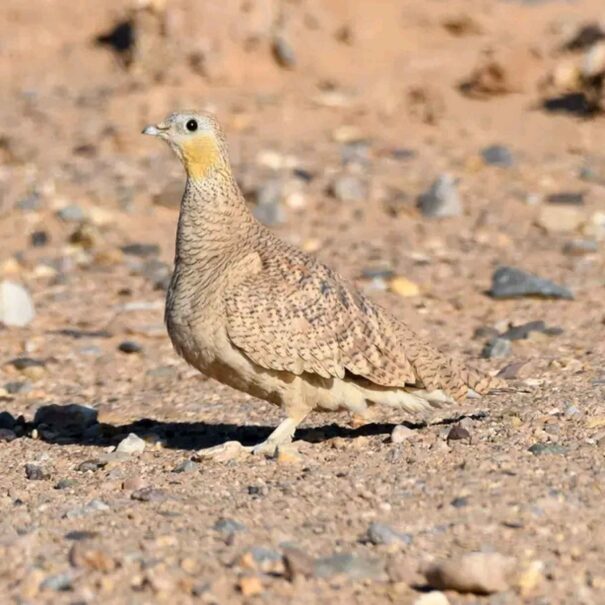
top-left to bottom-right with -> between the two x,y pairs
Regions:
414,592 -> 450,605
214,518 -> 246,535
56,204 -> 86,222
131,487 -> 167,502
30,230 -> 49,247
562,239 -> 598,256
118,341 -> 142,354
0,428 -> 16,442
482,337 -> 512,359
329,174 -> 367,203
25,463 -> 50,480
481,145 -> 515,168
546,191 -> 584,205
366,522 -> 412,546
391,424 -> 415,444
120,243 -> 160,257
447,425 -> 472,444
314,552 -> 385,581
272,34 -> 296,68
417,174 -> 462,218
55,479 -> 76,490
0,281 -> 36,327
115,432 -> 146,454
424,552 -> 516,595
528,443 -> 567,456
488,266 -> 573,300
173,460 -> 197,473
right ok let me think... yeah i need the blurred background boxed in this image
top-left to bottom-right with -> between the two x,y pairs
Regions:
1,1 -> 605,603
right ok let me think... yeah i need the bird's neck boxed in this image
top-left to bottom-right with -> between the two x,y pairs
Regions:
174,171 -> 254,269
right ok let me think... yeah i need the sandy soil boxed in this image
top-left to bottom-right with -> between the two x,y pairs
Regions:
1,1 -> 604,603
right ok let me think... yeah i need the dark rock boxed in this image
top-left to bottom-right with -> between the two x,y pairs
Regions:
418,174 -> 462,218
500,320 -> 562,340
481,145 -> 515,167
482,337 -> 512,359
563,23 -> 605,51
9,357 -> 45,371
390,148 -> 416,160
25,463 -> 50,480
488,267 -> 573,300
65,530 -> 99,541
546,192 -> 585,205
365,522 -> 412,546
447,426 -> 472,444
30,230 -> 49,247
272,34 -> 296,69
34,404 -> 98,436
451,496 -> 469,508
118,340 -> 142,354
120,243 -> 160,257
314,552 -> 385,581
54,328 -> 112,339
0,411 -> 16,429
528,443 -> 567,455
0,428 -> 16,442
473,326 -> 500,341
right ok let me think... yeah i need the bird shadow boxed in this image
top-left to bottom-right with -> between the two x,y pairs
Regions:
2,403 -> 486,451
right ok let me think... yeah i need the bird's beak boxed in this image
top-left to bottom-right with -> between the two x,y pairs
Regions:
142,122 -> 169,137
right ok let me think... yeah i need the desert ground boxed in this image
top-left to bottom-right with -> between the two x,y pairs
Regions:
0,1 -> 604,603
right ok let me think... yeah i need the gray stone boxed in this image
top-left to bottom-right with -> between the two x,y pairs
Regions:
0,281 -> 35,327
329,174 -> 367,203
131,487 -> 167,502
64,499 -> 110,519
481,145 -> 515,168
562,239 -> 598,256
546,192 -> 584,205
115,432 -> 146,454
488,267 -> 573,300
418,174 -> 462,218
314,552 -> 386,581
579,156 -> 605,186
118,340 -> 142,354
56,204 -> 86,222
173,460 -> 197,473
40,573 -> 73,592
482,338 -> 512,359
528,443 -> 567,456
214,518 -> 246,535
366,522 -> 412,546
25,463 -> 50,480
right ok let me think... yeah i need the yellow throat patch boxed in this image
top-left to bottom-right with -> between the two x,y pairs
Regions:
181,135 -> 223,180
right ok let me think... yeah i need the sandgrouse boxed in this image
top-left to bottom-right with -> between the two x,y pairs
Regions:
143,111 -> 500,457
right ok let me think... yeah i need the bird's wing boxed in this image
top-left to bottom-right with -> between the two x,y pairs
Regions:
224,250 -> 421,387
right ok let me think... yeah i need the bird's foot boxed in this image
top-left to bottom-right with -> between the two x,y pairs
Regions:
194,440 -> 251,462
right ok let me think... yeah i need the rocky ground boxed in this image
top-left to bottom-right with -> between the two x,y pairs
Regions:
1,0 -> 605,603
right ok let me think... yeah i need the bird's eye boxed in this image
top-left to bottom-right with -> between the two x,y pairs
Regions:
186,119 -> 198,132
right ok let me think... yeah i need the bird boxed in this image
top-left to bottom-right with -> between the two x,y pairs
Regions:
142,110 -> 502,457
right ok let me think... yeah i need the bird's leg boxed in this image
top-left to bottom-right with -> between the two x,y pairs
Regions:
251,405 -> 310,457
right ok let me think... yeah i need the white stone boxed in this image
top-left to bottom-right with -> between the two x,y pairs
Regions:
0,280 -> 35,327
116,433 -> 146,454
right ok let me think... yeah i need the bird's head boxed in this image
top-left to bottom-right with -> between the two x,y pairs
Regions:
142,111 -> 227,180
